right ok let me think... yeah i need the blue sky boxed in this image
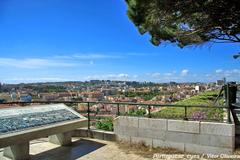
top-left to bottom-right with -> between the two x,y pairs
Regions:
0,0 -> 239,83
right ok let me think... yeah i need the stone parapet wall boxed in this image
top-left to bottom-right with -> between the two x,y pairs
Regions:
114,116 -> 235,155
73,128 -> 116,141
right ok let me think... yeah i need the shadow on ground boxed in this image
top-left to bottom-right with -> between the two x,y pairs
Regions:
32,139 -> 106,160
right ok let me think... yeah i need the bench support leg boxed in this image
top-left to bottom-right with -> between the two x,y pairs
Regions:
3,142 -> 30,160
48,131 -> 72,146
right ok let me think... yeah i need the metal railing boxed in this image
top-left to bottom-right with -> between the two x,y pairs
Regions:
0,100 -> 229,130
236,84 -> 240,105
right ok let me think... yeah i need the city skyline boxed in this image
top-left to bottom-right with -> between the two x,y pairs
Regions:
0,0 -> 239,84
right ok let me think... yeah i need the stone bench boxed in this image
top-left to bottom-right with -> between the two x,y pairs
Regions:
0,104 -> 87,160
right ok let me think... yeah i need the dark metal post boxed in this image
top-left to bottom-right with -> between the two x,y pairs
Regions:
226,83 -> 237,123
148,105 -> 151,118
226,84 -> 231,123
87,102 -> 90,130
184,106 -> 188,120
117,103 -> 120,116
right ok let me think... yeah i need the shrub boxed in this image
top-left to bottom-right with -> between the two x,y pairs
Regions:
96,117 -> 113,131
128,108 -> 147,116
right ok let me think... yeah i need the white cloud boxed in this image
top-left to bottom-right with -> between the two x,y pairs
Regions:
61,68 -> 240,83
146,71 -> 185,82
181,69 -> 189,76
74,54 -> 122,59
0,58 -> 77,69
193,74 -> 198,77
164,73 -> 174,76
84,73 -> 133,81
133,75 -> 138,78
202,69 -> 240,82
54,54 -> 122,60
3,77 -> 73,83
147,70 -> 193,82
53,52 -> 163,60
148,71 -> 177,79
215,69 -> 223,74
215,69 -> 240,78
229,69 -> 240,74
151,72 -> 161,78
118,73 -> 129,78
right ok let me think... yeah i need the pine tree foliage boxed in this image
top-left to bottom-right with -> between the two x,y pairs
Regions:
125,0 -> 240,47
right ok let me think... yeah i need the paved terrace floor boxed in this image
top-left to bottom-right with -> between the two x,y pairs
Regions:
0,138 -> 150,160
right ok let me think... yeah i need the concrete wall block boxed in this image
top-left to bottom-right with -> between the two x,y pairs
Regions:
200,122 -> 235,136
138,117 -> 149,129
138,117 -> 167,130
115,126 -> 138,137
74,128 -> 116,141
89,130 -> 104,140
116,135 -> 131,142
126,116 -> 139,128
125,127 -> 138,137
131,136 -> 152,147
114,116 -> 126,127
152,139 -> 184,152
113,125 -> 120,135
103,132 -> 116,141
114,125 -> 124,135
168,120 -> 200,133
185,143 -> 233,155
138,128 -> 166,140
114,116 -> 139,128
166,132 -> 199,144
113,117 -> 120,127
114,116 -> 235,155
73,128 -> 88,137
198,134 -> 234,148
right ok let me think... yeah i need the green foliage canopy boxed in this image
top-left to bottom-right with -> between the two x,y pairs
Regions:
128,108 -> 147,116
123,91 -> 162,100
125,0 -> 240,47
96,117 -> 114,131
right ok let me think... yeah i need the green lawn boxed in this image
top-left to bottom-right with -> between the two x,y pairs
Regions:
151,91 -> 224,122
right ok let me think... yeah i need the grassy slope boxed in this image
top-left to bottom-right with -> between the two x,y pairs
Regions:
152,91 -> 224,121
